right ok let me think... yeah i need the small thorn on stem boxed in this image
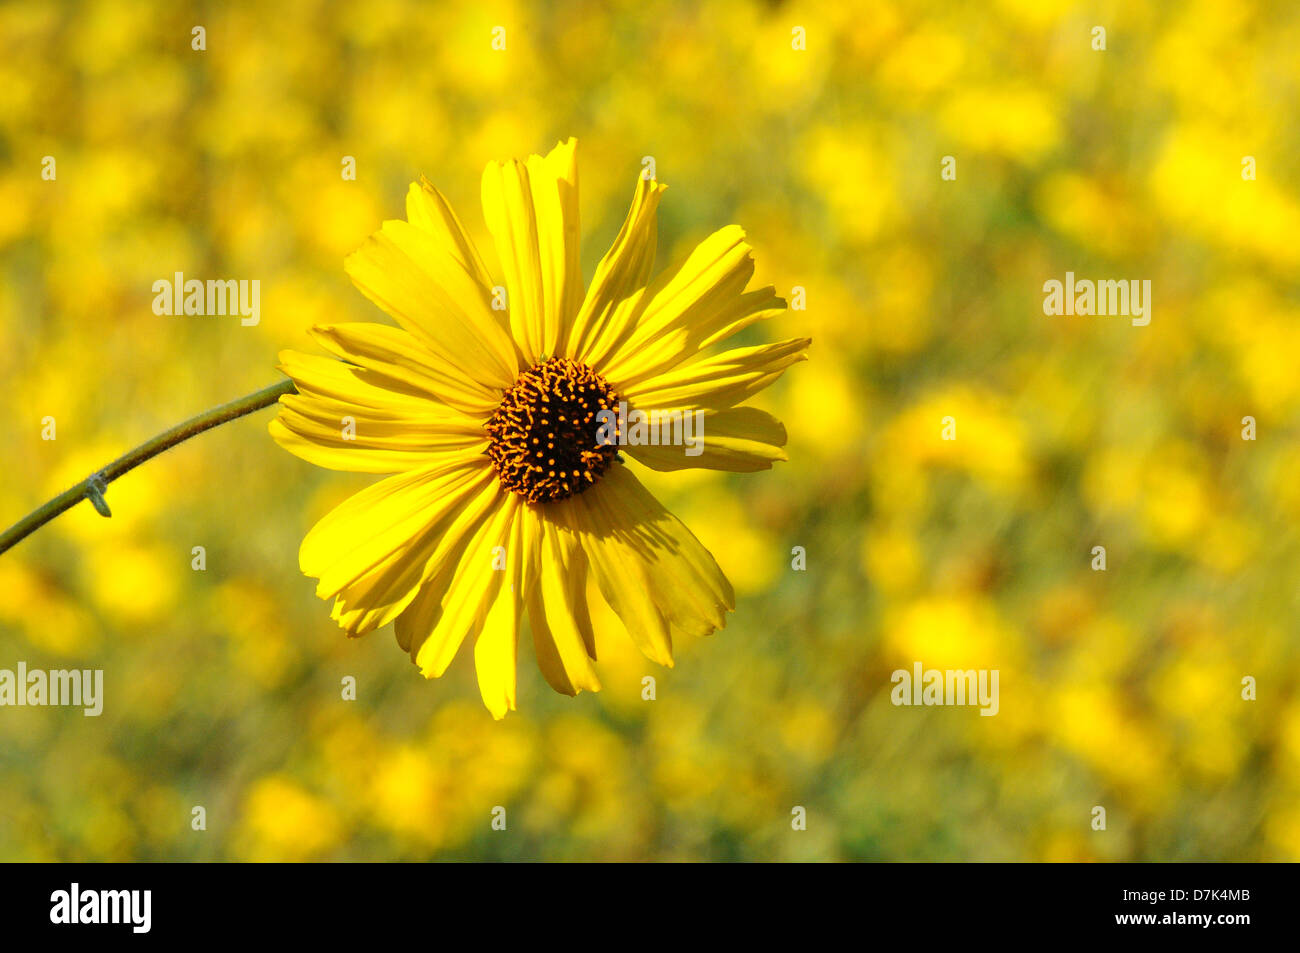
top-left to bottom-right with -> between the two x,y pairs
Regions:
86,473 -> 112,518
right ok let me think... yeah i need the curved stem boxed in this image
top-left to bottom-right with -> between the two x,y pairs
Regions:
0,378 -> 296,556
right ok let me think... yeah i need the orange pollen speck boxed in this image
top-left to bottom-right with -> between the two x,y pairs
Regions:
485,357 -> 621,504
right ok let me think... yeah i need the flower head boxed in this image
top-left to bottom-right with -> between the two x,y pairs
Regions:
271,139 -> 809,717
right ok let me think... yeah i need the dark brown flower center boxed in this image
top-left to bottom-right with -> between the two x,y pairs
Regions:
485,357 -> 621,504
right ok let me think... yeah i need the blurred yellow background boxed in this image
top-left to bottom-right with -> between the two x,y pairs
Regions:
2,0 -> 1298,860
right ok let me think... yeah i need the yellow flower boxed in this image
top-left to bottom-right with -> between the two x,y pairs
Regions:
270,138 -> 808,717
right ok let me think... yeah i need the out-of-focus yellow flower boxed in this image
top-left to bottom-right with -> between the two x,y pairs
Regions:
84,543 -> 179,624
1265,807 -> 1300,861
878,29 -> 965,97
799,126 -> 899,244
368,745 -> 448,848
861,524 -> 922,596
1034,173 -> 1151,259
0,560 -> 97,656
527,715 -> 640,849
1151,125 -> 1300,270
211,580 -> 296,687
939,85 -> 1060,162
785,359 -> 864,462
884,386 -> 1029,495
778,698 -> 837,762
884,594 -> 1015,672
1053,685 -> 1172,811
238,776 -> 343,861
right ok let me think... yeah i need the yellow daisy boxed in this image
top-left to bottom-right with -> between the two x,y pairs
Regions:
270,138 -> 808,718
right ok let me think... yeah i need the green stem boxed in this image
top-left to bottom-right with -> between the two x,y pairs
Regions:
0,378 -> 296,556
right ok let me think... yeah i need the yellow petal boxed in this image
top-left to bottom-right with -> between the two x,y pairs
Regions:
526,515 -> 601,696
623,405 -> 789,472
269,409 -> 481,474
587,463 -> 734,638
568,549 -> 598,660
393,480 -> 501,654
310,322 -> 501,418
559,463 -> 734,662
600,226 -> 780,385
299,452 -> 497,635
345,478 -> 501,639
569,174 -> 666,365
271,346 -> 486,473
345,219 -> 519,389
622,337 -> 811,411
551,481 -> 673,666
276,349 -> 443,412
474,504 -> 531,718
481,138 -> 582,364
406,490 -> 518,675
405,177 -> 495,290
299,448 -> 483,591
